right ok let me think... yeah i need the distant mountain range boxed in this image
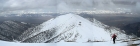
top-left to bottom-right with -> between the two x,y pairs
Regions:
0,13 -> 139,43
0,13 -> 135,43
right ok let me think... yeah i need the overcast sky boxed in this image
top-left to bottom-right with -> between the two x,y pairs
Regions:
0,0 -> 140,13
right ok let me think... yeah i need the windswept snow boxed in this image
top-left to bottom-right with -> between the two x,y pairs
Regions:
0,40 -> 52,46
17,13 -> 133,43
0,40 -> 140,46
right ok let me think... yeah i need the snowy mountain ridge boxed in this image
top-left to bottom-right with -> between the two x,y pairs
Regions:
17,13 -> 133,43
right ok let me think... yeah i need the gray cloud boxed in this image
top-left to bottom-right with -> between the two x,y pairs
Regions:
1,0 -> 57,12
0,0 -> 140,13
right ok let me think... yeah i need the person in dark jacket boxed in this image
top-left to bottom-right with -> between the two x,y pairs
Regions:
112,34 -> 117,44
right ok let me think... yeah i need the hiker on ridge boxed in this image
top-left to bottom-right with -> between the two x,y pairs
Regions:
112,34 -> 117,44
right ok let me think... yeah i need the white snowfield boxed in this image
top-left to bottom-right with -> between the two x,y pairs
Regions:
18,13 -> 134,43
0,40 -> 140,46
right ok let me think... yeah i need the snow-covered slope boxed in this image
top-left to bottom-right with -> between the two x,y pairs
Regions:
1,39 -> 140,46
17,13 -> 133,43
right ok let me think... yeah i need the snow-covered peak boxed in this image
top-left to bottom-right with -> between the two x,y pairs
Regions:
17,13 -> 133,43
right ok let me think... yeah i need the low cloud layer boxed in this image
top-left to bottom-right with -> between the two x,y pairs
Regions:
0,0 -> 140,13
0,0 -> 57,12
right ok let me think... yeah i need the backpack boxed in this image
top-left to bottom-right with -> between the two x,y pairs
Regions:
112,34 -> 117,38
